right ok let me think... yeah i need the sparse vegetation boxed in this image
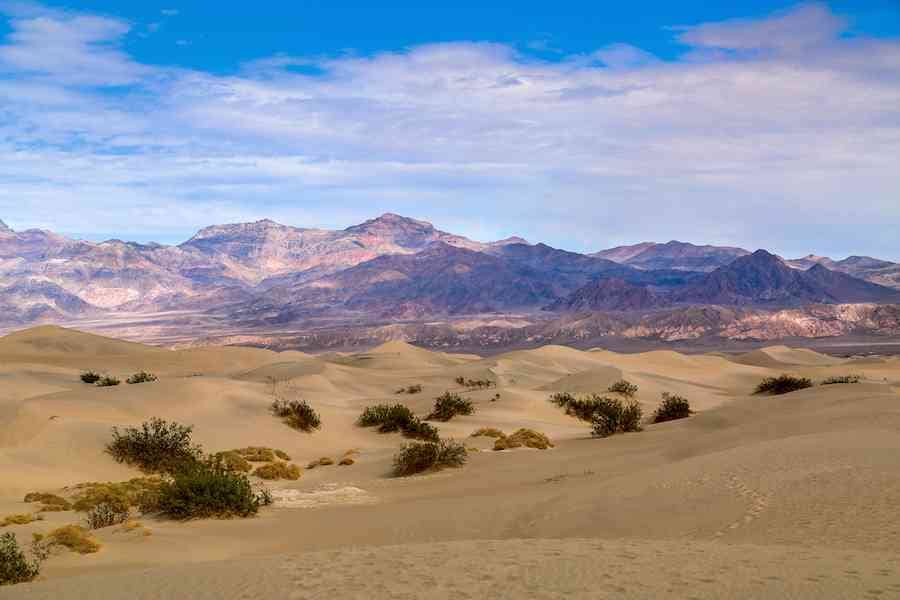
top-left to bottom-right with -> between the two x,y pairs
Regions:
356,404 -> 438,441
0,514 -> 41,528
45,525 -> 101,554
400,418 -> 440,442
607,379 -> 638,398
235,447 -> 276,463
821,375 -> 861,385
0,532 -> 41,586
753,374 -> 814,395
271,398 -> 321,432
80,371 -> 101,384
652,393 -> 692,424
23,492 -> 71,512
395,384 -> 423,394
126,371 -> 158,384
493,429 -> 554,451
454,376 -> 495,389
338,457 -> 355,466
392,440 -> 468,477
70,478 -> 163,514
550,392 -> 643,437
253,462 -> 301,481
96,375 -> 121,387
106,418 -> 202,474
147,458 -> 265,520
274,449 -> 291,461
470,427 -> 506,439
213,451 -> 252,473
84,502 -> 130,530
426,392 -> 475,422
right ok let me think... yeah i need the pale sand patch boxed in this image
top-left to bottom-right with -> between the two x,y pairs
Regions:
271,484 -> 376,508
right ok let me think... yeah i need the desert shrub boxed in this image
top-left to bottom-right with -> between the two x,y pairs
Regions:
274,449 -> 291,461
126,371 -> 158,385
470,427 -> 506,439
607,379 -> 638,398
549,392 -> 576,408
253,462 -> 301,481
652,393 -> 692,423
0,532 -> 41,586
338,457 -> 355,466
491,393 -> 501,402
392,440 -> 468,477
754,375 -> 813,395
426,392 -> 475,422
96,376 -> 121,387
148,459 -> 263,519
591,399 -> 643,438
0,514 -> 41,527
401,417 -> 440,442
357,404 -> 415,432
70,478 -> 163,514
84,502 -> 130,530
396,384 -> 423,394
493,429 -> 554,451
213,451 -> 252,473
106,418 -> 202,474
235,447 -> 275,463
23,492 -> 71,512
271,398 -> 321,432
821,375 -> 861,385
80,371 -> 101,384
455,377 -> 495,389
317,457 -> 334,466
45,525 -> 101,554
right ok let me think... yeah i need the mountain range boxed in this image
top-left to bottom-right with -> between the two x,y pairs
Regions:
1,213 -> 898,347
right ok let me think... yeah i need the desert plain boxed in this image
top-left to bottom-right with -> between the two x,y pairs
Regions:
0,325 -> 899,599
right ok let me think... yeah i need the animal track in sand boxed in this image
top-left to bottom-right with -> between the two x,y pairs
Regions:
713,473 -> 771,539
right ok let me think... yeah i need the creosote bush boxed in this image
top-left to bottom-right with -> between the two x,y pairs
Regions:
145,458 -> 265,520
821,375 -> 861,385
106,418 -> 202,474
652,393 -> 692,423
753,375 -> 814,395
356,404 -> 438,441
253,462 -> 301,481
607,380 -> 638,398
454,377 -> 495,389
96,375 -> 121,387
392,440 -> 468,477
395,384 -> 423,394
0,532 -> 41,586
550,392 -> 643,437
426,392 -> 474,422
80,371 -> 101,384
271,398 -> 321,432
126,371 -> 158,385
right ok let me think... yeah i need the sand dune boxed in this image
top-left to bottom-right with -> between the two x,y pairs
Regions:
1,326 -> 898,598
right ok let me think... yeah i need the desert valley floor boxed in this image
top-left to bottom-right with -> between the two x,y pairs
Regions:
1,326 -> 899,598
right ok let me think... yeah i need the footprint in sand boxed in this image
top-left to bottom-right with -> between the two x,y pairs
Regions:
713,473 -> 772,538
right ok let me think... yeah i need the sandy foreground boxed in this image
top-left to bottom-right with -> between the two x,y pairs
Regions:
0,326 -> 899,599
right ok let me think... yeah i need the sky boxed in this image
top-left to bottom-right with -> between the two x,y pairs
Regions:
0,1 -> 898,259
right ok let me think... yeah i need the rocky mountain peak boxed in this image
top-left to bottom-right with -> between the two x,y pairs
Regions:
0,219 -> 11,232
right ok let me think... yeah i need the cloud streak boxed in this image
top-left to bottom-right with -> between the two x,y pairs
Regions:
0,2 -> 898,259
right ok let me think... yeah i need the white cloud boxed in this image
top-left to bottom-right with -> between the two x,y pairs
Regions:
0,2 -> 898,259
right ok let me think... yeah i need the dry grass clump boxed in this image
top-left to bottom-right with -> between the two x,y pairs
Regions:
45,525 -> 101,554
235,447 -> 276,462
392,440 -> 468,477
96,375 -> 121,387
821,374 -> 861,385
1,514 -> 42,527
23,492 -> 72,512
493,429 -> 554,451
754,374 -> 814,395
126,371 -> 158,384
271,398 -> 321,432
471,427 -> 506,439
253,462 -> 302,481
0,532 -> 41,585
306,457 -> 336,469
213,451 -> 253,473
339,457 -> 355,466
427,392 -> 475,422
106,418 -> 202,474
607,379 -> 638,398
69,478 -> 163,514
652,393 -> 692,423
395,384 -> 423,394
274,449 -> 291,461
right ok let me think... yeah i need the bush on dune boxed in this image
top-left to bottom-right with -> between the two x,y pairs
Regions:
356,404 -> 439,441
392,440 -> 468,477
23,492 -> 71,512
106,418 -> 202,474
84,502 -> 130,530
470,427 -> 506,439
652,393 -> 692,424
0,532 -> 41,586
395,384 -> 423,394
549,391 -> 643,437
426,392 -> 474,422
80,371 -> 101,384
70,478 -> 163,514
821,375 -> 861,385
271,398 -> 321,432
44,525 -> 101,554
213,451 -> 253,473
0,514 -> 41,527
493,429 -> 554,451
96,376 -> 121,387
753,375 -> 813,395
607,379 -> 638,398
253,462 -> 301,481
144,458 -> 266,519
126,371 -> 158,385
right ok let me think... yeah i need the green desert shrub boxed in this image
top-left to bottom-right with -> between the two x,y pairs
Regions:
126,371 -> 158,384
821,375 -> 861,385
357,403 -> 415,432
400,417 -> 440,442
652,393 -> 692,423
0,532 -> 41,586
80,371 -> 101,384
607,379 -> 638,398
591,399 -> 643,438
252,462 -> 301,481
147,459 -> 264,519
754,375 -> 813,395
96,375 -> 121,387
426,392 -> 475,422
106,418 -> 202,474
392,440 -> 468,477
271,398 -> 321,432
84,502 -> 130,530
549,392 -> 576,408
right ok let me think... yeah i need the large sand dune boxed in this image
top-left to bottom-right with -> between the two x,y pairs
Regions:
1,326 -> 898,598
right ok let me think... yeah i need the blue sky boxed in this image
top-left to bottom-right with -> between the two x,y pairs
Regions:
0,1 -> 899,259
